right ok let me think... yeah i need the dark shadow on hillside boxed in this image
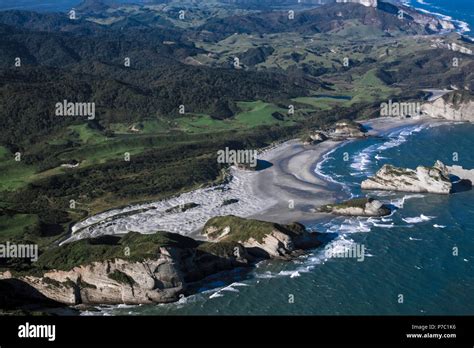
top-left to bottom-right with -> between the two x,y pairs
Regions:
0,278 -> 75,314
40,223 -> 64,237
188,233 -> 335,297
88,235 -> 122,245
361,124 -> 373,133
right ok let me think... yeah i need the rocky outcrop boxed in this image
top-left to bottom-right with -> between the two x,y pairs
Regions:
431,39 -> 473,55
422,91 -> 474,122
361,161 -> 452,194
302,131 -> 328,145
202,216 -> 321,259
1,217 -> 322,306
311,131 -> 328,142
448,42 -> 473,55
330,120 -> 366,139
319,197 -> 391,217
400,6 -> 456,33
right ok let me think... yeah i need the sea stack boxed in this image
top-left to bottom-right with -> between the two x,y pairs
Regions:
361,161 -> 453,194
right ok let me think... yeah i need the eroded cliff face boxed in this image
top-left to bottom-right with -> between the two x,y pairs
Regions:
1,248 -> 252,306
1,217 -> 322,306
26,248 -> 188,305
422,91 -> 474,122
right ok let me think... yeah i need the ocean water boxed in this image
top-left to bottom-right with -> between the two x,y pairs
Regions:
403,0 -> 474,37
0,0 -> 82,11
95,122 -> 474,316
2,0 -> 472,316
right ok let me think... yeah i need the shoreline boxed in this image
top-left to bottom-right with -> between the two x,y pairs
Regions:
398,0 -> 473,39
247,115 -> 441,226
65,116 -> 439,243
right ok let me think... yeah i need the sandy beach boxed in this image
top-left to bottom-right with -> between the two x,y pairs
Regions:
247,116 -> 440,225
64,116 -> 438,244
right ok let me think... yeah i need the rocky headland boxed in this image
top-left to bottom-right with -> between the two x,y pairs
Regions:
202,215 -> 321,259
0,216 -> 322,306
422,91 -> 474,122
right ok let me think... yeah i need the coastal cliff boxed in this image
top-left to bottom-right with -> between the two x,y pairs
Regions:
0,217 -> 321,306
422,91 -> 474,122
202,216 -> 321,259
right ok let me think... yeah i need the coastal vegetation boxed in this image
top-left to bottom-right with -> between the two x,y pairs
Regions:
203,215 -> 308,243
0,0 -> 473,303
0,216 -> 322,307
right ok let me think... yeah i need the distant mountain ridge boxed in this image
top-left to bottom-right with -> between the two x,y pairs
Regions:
197,1 -> 452,41
76,0 -> 112,12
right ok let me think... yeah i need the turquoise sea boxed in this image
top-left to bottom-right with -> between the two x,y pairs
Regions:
95,122 -> 474,316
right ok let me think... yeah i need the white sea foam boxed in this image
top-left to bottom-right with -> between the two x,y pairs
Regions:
255,272 -> 276,279
208,282 -> 249,299
414,6 -> 471,35
326,218 -> 372,234
349,125 -> 427,178
372,222 -> 396,228
402,214 -> 436,224
279,270 -> 301,278
391,194 -> 425,209
433,224 -> 446,229
209,292 -> 224,299
402,0 -> 472,36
